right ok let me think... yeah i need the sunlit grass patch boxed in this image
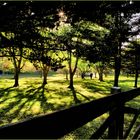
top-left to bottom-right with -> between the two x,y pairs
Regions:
31,101 -> 41,114
0,73 -> 140,139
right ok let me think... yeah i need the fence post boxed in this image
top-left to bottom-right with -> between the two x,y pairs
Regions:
108,87 -> 124,139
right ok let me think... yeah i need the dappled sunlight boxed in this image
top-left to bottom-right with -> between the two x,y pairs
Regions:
1,73 -> 140,138
80,79 -> 112,95
31,101 -> 41,114
74,84 -> 105,101
0,76 -> 76,126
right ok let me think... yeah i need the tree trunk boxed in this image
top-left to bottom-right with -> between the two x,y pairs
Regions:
134,55 -> 138,88
99,72 -> 103,81
12,47 -> 23,87
134,70 -> 138,88
67,47 -> 79,103
13,69 -> 20,87
96,62 -> 104,82
43,70 -> 47,85
113,12 -> 122,87
68,50 -> 78,90
42,64 -> 50,86
69,72 -> 74,89
13,58 -> 22,87
114,56 -> 121,87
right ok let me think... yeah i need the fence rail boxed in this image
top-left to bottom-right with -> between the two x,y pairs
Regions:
0,88 -> 140,139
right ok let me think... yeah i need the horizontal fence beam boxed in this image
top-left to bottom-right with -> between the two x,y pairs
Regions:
0,88 -> 140,139
124,107 -> 140,114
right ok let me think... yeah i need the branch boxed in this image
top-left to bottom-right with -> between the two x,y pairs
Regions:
20,61 -> 26,70
72,55 -> 79,75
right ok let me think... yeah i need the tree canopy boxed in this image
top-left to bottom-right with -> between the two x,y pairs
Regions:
0,1 -> 140,88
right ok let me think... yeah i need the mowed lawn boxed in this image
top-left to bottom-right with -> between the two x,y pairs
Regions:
0,73 -> 140,139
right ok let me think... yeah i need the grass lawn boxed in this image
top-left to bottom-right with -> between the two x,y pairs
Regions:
0,73 -> 140,139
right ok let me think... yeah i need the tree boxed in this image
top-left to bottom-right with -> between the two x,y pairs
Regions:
0,31 -> 26,87
0,1 -> 62,87
0,2 -> 38,87
124,10 -> 140,87
105,1 -> 138,87
80,21 -> 110,82
57,20 -> 93,86
2,3 -> 38,87
68,1 -> 139,87
28,25 -> 66,86
94,62 -> 105,81
61,1 -> 138,87
29,47 -> 65,86
123,40 -> 140,88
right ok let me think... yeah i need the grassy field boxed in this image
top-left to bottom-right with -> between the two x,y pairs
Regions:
0,73 -> 140,139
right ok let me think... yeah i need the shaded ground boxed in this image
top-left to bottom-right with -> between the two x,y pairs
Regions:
0,74 -> 140,139
0,74 -> 108,126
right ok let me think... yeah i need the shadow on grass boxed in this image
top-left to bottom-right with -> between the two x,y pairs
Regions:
76,91 -> 90,101
81,81 -> 112,95
0,84 -> 82,126
82,79 -> 136,95
0,84 -> 51,126
0,87 -> 15,97
0,78 -> 112,127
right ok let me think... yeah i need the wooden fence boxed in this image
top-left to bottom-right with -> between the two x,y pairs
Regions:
0,88 -> 140,139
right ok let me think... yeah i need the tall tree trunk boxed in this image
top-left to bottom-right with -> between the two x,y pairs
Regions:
13,59 -> 22,87
114,12 -> 122,87
43,70 -> 47,85
99,64 -> 104,81
99,72 -> 103,81
68,50 -> 79,89
134,55 -> 138,88
96,62 -> 104,82
134,69 -> 138,88
13,68 -> 20,87
42,64 -> 50,86
114,56 -> 121,87
12,48 -> 23,87
68,49 -> 79,103
69,72 -> 74,89
68,57 -> 79,89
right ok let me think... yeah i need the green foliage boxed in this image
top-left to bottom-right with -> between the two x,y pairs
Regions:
82,25 -> 111,64
77,59 -> 90,73
123,39 -> 140,74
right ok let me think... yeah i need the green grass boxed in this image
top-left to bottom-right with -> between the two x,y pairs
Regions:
0,73 -> 140,139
